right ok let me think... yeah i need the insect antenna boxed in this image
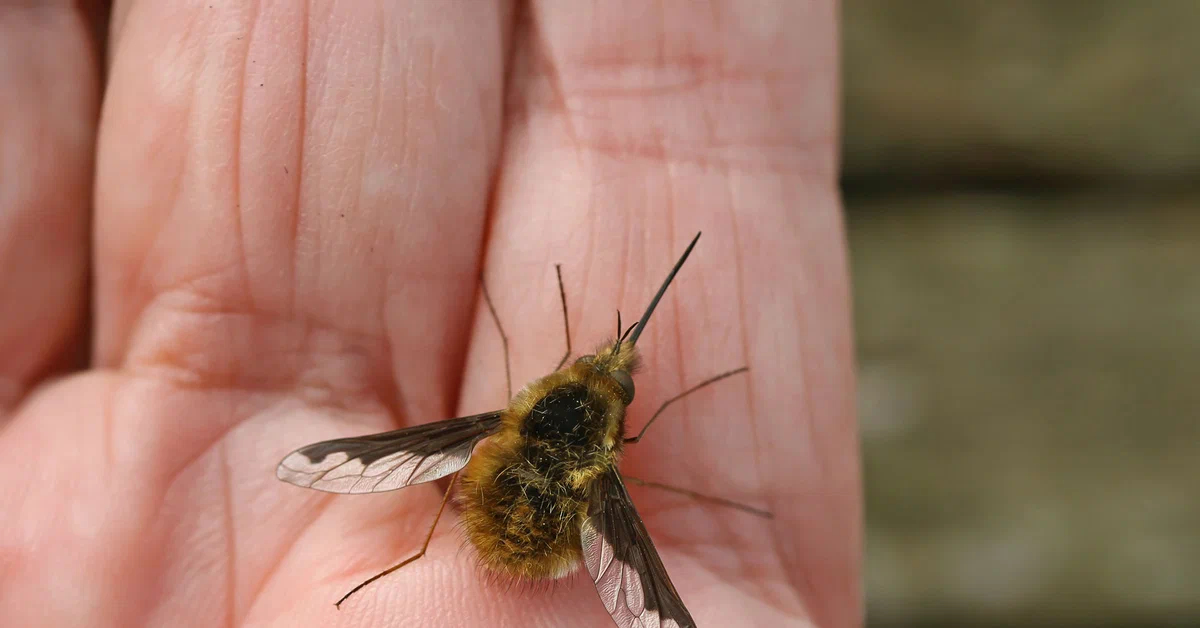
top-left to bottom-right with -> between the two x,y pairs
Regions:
627,232 -> 702,347
614,309 -> 623,353
619,321 -> 638,345
612,311 -> 641,356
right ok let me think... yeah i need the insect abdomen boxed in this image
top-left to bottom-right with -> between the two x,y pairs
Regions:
459,382 -> 615,580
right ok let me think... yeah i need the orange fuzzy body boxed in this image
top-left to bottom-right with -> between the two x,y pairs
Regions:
458,341 -> 640,580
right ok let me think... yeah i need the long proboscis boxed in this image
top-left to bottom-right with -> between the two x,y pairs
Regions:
627,231 -> 702,346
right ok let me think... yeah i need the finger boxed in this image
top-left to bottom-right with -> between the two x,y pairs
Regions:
461,1 -> 857,626
90,0 -> 509,622
0,5 -> 102,414
95,0 -> 506,415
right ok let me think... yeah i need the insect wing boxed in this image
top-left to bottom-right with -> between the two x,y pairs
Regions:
581,468 -> 696,628
276,411 -> 502,494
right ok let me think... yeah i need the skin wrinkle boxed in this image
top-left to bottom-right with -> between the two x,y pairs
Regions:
112,200 -> 164,368
795,237 -> 855,625
346,5 -> 380,272
398,45 -> 426,245
378,272 -> 402,422
552,51 -> 805,99
141,389 -> 245,506
233,4 -> 259,317
395,39 -> 421,250
508,104 -> 816,177
220,441 -> 237,628
338,44 -> 369,297
426,34 -> 441,117
121,297 -> 399,420
371,3 -> 385,163
287,3 -> 309,318
797,298 -> 824,482
110,44 -> 200,368
103,372 -> 118,476
102,408 -> 230,625
479,4 -> 515,167
655,0 -> 667,66
727,189 -> 801,617
99,6 -> 188,362
101,4 -> 216,363
137,410 -> 242,626
243,491 -> 336,619
524,9 -> 581,152
510,22 -> 821,177
129,254 -> 468,400
154,253 -> 259,313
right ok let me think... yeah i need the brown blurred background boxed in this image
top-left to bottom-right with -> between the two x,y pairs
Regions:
843,2 -> 1199,627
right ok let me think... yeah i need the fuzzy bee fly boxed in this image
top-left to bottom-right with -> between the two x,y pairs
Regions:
276,232 -> 770,627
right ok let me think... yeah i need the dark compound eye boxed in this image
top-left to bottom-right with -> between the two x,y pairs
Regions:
611,370 -> 635,402
575,355 -> 595,365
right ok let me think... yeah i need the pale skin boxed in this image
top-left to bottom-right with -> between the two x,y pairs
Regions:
0,2 -> 859,627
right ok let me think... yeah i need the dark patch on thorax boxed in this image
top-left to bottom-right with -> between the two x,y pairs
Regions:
520,382 -> 609,470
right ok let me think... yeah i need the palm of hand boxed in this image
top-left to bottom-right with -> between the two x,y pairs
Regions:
0,3 -> 858,627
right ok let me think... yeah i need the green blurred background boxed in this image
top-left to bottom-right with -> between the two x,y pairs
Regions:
843,2 -> 1199,627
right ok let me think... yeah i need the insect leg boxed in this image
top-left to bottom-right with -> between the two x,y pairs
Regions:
625,366 -> 749,444
622,475 -> 773,519
553,263 -> 572,371
481,275 -> 512,400
334,471 -> 459,608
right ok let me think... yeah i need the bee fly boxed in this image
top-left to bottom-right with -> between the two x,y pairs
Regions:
276,232 -> 771,627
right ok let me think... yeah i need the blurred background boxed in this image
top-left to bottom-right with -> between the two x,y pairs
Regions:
843,2 -> 1199,627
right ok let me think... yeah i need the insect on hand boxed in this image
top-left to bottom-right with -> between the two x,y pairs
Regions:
276,232 -> 771,627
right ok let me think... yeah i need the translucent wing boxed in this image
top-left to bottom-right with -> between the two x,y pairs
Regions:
276,411 -> 502,494
581,467 -> 697,628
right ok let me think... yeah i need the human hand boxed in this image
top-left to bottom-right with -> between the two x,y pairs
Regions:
0,2 -> 858,626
